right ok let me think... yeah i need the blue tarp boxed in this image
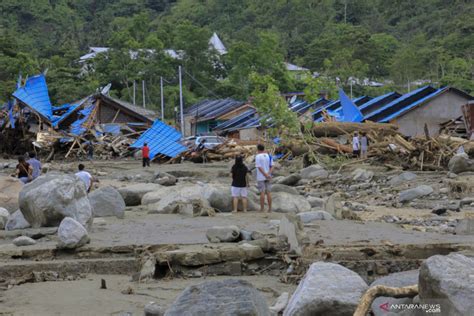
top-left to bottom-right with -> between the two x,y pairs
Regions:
13,74 -> 53,120
70,102 -> 95,136
130,120 -> 186,158
339,89 -> 363,122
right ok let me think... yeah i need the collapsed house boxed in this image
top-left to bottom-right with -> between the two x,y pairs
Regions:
0,74 -> 185,160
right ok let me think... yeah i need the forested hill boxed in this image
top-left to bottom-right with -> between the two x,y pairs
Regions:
0,0 -> 473,111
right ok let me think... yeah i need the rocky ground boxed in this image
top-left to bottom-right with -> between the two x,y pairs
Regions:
1,156 -> 474,315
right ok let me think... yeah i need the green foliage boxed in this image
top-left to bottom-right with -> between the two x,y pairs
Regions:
250,73 -> 298,135
303,77 -> 338,102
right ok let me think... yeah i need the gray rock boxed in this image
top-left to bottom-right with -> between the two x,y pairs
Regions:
271,184 -> 299,195
278,214 -> 308,255
165,279 -> 270,316
352,168 -> 374,182
460,197 -> 474,207
0,175 -> 23,212
277,174 -> 301,186
306,196 -> 325,208
298,211 -> 334,223
144,302 -> 165,316
240,229 -> 252,241
19,175 -> 92,229
300,164 -> 329,180
89,186 -> 126,219
206,225 -> 240,243
5,209 -> 31,231
118,183 -> 162,206
284,262 -> 368,316
153,171 -> 177,186
371,270 -> 419,316
0,207 -> 9,230
399,185 -> 433,203
419,254 -> 474,316
57,217 -> 90,249
13,236 -> 37,246
389,171 -> 417,186
272,192 -> 311,213
448,154 -> 474,174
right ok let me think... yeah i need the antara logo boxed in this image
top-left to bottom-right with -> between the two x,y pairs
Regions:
379,302 -> 390,312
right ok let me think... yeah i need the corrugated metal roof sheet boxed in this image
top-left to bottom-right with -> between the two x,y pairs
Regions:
130,120 -> 186,158
358,91 -> 401,115
213,109 -> 257,131
364,85 -> 437,122
185,99 -> 245,121
378,87 -> 448,123
313,96 -> 370,122
13,74 -> 53,120
99,94 -> 158,121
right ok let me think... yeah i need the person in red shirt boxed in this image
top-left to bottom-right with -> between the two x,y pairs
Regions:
142,143 -> 150,167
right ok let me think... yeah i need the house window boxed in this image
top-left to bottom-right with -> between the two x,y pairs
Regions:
208,121 -> 218,130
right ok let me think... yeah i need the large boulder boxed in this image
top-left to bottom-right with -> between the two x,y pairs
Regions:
18,175 -> 92,228
418,253 -> 474,315
165,279 -> 271,316
389,171 -> 417,186
5,210 -> 30,230
370,270 -> 419,316
206,225 -> 240,243
57,217 -> 90,249
300,164 -> 329,180
448,154 -> 474,174
0,207 -> 9,230
0,176 -> 23,212
272,192 -> 311,213
277,174 -> 301,186
118,183 -> 162,206
89,186 -> 125,218
278,214 -> 308,255
271,184 -> 299,195
399,185 -> 433,203
306,196 -> 325,208
153,171 -> 177,186
284,262 -> 368,316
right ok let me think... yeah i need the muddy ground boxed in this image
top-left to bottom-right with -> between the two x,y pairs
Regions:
1,157 -> 474,315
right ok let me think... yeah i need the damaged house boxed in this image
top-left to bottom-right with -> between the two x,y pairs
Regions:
0,74 -> 185,160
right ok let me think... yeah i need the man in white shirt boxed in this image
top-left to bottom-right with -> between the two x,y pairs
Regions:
255,144 -> 273,213
75,164 -> 93,192
352,132 -> 360,157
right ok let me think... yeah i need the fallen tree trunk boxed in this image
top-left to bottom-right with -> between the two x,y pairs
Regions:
311,122 -> 399,137
353,284 -> 418,316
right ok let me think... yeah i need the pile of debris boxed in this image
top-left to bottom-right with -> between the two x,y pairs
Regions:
175,140 -> 257,163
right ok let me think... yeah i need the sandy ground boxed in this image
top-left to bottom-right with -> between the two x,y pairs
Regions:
1,274 -> 295,316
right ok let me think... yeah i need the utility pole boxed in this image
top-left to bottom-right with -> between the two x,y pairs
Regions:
142,80 -> 146,108
178,66 -> 185,134
350,78 -> 353,99
160,76 -> 165,121
133,80 -> 136,105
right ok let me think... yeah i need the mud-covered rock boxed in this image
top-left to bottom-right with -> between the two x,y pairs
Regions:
5,209 -> 31,231
448,154 -> 474,174
0,207 -> 9,230
399,185 -> 433,203
19,175 -> 92,228
13,236 -> 37,246
0,176 -> 23,212
389,171 -> 417,186
206,225 -> 240,243
419,253 -> 474,315
57,217 -> 90,249
277,174 -> 301,186
300,164 -> 329,180
284,262 -> 368,316
89,186 -> 125,218
118,183 -> 162,206
165,279 -> 270,316
298,210 -> 334,223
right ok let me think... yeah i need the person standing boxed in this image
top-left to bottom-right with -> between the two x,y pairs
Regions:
15,156 -> 33,184
142,142 -> 150,167
87,142 -> 94,160
27,152 -> 42,180
352,132 -> 360,158
230,155 -> 249,213
360,132 -> 369,159
255,144 -> 272,213
75,164 -> 93,192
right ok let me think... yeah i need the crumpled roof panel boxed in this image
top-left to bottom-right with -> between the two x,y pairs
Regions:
13,74 -> 53,120
131,120 -> 186,158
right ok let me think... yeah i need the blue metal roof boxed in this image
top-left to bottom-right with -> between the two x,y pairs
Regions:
378,87 -> 448,123
185,99 -> 245,121
130,120 -> 186,158
364,85 -> 437,122
213,109 -> 257,131
13,74 -> 53,120
358,91 -> 401,115
70,101 -> 95,136
313,96 -> 370,122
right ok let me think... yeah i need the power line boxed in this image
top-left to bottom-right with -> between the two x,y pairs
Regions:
182,69 -> 221,99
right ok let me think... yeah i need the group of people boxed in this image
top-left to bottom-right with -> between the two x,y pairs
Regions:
14,153 -> 42,184
352,131 -> 369,159
230,144 -> 272,214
